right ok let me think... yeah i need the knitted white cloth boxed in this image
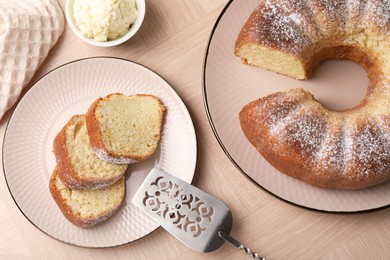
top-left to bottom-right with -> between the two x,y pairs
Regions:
0,0 -> 64,119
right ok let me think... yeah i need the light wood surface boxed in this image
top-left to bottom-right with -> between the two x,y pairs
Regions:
1,1 -> 390,259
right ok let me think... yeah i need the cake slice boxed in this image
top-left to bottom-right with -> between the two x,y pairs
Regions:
53,115 -> 128,190
49,167 -> 125,228
234,1 -> 313,80
86,93 -> 166,164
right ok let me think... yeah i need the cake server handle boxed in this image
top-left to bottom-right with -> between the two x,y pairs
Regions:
218,231 -> 266,260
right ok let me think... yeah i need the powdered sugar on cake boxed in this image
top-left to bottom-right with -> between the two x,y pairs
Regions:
260,94 -> 390,178
94,147 -> 138,164
362,0 -> 390,33
246,0 -> 310,54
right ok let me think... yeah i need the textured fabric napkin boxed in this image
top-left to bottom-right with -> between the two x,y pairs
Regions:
0,0 -> 65,119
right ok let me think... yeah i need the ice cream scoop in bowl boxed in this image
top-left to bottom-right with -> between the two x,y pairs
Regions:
66,0 -> 145,47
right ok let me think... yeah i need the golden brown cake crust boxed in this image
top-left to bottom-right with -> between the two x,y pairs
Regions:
53,114 -> 126,190
239,90 -> 390,190
234,2 -> 311,57
85,96 -> 109,157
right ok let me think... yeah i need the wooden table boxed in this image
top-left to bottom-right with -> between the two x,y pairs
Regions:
1,1 -> 389,259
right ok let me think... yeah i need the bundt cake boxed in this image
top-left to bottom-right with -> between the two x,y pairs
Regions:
236,0 -> 390,190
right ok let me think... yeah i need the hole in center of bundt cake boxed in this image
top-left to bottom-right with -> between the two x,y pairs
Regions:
307,59 -> 368,112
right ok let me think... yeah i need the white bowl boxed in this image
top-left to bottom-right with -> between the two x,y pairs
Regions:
65,0 -> 145,47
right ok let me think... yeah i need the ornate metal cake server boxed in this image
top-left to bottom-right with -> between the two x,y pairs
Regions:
132,168 -> 265,259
